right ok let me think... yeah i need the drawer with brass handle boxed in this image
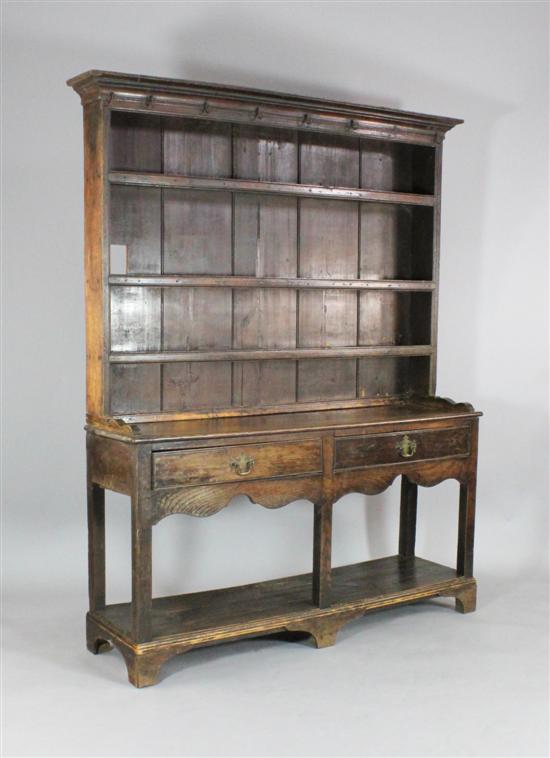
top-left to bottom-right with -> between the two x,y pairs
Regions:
334,427 -> 470,471
229,453 -> 255,476
153,439 -> 322,489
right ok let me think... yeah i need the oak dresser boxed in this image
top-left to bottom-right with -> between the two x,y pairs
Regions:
69,70 -> 482,687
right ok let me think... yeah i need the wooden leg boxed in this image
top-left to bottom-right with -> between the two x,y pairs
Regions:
312,501 -> 333,609
290,613 -> 360,649
399,476 -> 418,558
457,476 -> 477,578
454,583 -> 477,614
121,645 -> 190,688
131,493 -> 152,643
308,621 -> 339,649
123,651 -> 165,688
86,614 -> 112,654
87,481 -> 106,611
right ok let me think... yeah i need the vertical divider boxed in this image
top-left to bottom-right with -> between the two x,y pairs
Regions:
457,419 -> 478,577
87,433 -> 106,610
159,118 -> 165,411
312,434 -> 334,608
356,137 -> 362,399
399,476 -> 418,558
103,105 -> 112,418
230,124 -> 235,405
295,130 -> 301,402
131,443 -> 153,643
429,141 -> 443,393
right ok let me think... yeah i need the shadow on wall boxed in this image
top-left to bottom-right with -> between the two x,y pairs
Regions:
153,9 -> 512,566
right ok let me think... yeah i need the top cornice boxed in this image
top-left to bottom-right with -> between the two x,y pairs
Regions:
67,70 -> 463,142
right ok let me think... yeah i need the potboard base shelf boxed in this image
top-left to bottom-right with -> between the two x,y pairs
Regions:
87,556 -> 476,687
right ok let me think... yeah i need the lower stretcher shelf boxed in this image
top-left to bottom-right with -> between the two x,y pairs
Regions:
95,555 -> 470,644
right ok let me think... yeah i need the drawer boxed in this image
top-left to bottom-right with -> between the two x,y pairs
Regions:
334,426 -> 470,471
153,439 -> 322,488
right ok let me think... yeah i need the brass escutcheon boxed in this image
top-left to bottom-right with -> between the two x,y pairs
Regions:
229,453 -> 255,476
396,434 -> 417,458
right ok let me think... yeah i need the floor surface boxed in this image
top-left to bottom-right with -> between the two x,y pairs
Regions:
2,571 -> 548,757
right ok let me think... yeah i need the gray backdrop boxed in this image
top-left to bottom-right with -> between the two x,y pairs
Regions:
3,2 -> 548,757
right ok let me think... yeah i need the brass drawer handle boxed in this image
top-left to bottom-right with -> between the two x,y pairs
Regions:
396,434 -> 417,458
230,453 -> 255,476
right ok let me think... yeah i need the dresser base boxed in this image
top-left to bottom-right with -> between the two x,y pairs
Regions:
86,555 -> 476,687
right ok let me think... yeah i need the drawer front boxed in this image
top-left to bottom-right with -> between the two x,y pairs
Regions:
334,427 -> 470,471
153,439 -> 322,488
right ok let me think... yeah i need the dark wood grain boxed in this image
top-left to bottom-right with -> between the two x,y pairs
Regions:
457,419 -> 479,577
163,362 -> 233,412
359,204 -> 433,281
300,133 -> 359,188
109,345 -> 433,364
334,426 -> 470,470
360,140 -> 435,194
110,364 -> 161,415
159,116 -> 233,418
131,445 -> 152,642
357,356 -> 431,400
358,291 -> 432,347
107,399 -> 479,443
109,171 -> 435,206
88,434 -> 133,494
163,117 -> 231,177
82,100 -> 109,420
69,70 -> 463,140
233,125 -> 298,182
154,476 -> 323,520
110,187 -> 161,273
297,196 -> 358,402
153,439 -> 322,488
108,275 -> 435,291
87,432 -> 106,612
399,476 -> 418,558
87,556 -> 475,685
312,436 -> 335,608
110,112 -> 161,172
93,554 -> 474,648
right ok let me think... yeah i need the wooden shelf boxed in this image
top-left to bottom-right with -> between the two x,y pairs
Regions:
109,171 -> 435,207
93,556 -> 467,644
109,275 -> 436,291
109,345 -> 433,364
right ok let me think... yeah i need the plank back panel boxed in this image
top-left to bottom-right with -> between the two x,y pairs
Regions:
233,125 -> 298,182
163,362 -> 233,411
360,140 -> 435,194
76,91 -> 450,420
357,356 -> 430,399
358,292 -> 432,346
161,119 -> 234,412
164,118 -> 232,178
298,198 -> 359,401
110,364 -> 161,414
110,112 -> 161,172
110,187 -> 162,273
300,133 -> 360,188
232,128 -> 299,405
359,204 -> 433,281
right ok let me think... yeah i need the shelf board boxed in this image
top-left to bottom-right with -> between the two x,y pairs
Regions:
109,171 -> 435,207
109,345 -> 433,364
109,275 -> 435,291
93,556 -> 467,646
